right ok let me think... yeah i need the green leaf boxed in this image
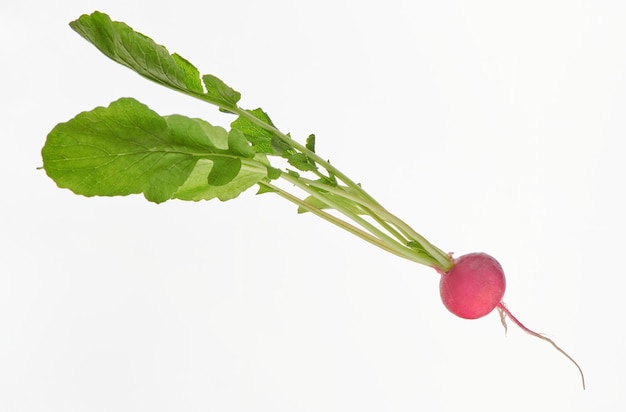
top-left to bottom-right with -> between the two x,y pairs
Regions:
42,98 -> 266,203
306,134 -> 316,152
164,114 -> 228,151
318,172 -> 337,187
231,108 -> 276,153
174,158 -> 266,201
172,53 -> 204,92
266,166 -> 282,180
227,129 -> 255,158
293,134 -> 318,170
286,152 -> 317,172
69,11 -> 242,111
230,108 -> 294,156
207,158 -> 241,186
70,11 -> 204,95
202,74 -> 241,110
272,132 -> 295,156
286,170 -> 301,179
256,183 -> 277,195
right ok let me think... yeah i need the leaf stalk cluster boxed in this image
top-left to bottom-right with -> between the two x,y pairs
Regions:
42,11 -> 453,271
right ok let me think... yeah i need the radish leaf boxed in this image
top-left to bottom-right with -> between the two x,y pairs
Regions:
70,11 -> 204,95
202,74 -> 241,110
231,108 -> 277,154
174,159 -> 267,201
70,11 -> 241,111
42,97 -> 266,203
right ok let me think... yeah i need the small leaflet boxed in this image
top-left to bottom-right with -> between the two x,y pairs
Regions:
306,134 -> 316,153
231,108 -> 276,154
202,74 -> 242,110
286,153 -> 317,172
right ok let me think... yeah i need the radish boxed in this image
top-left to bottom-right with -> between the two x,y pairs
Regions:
43,11 -> 587,391
439,253 -> 505,319
438,252 -> 585,388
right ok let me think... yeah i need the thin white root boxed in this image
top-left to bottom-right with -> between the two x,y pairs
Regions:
497,306 -> 508,336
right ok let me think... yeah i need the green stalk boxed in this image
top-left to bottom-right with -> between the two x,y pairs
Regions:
279,173 -> 442,267
292,176 -> 453,271
280,174 -> 408,252
196,94 -> 453,270
232,107 -> 376,199
260,182 -> 437,266
294,177 -> 410,243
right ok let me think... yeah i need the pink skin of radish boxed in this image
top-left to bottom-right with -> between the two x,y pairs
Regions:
439,253 -> 505,319
437,252 -> 586,389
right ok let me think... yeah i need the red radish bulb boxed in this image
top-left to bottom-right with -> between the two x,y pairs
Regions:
437,252 -> 585,389
439,252 -> 505,319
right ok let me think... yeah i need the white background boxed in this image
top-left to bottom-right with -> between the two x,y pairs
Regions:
2,1 -> 624,411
